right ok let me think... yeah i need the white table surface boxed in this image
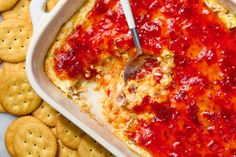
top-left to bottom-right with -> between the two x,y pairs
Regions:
0,15 -> 17,157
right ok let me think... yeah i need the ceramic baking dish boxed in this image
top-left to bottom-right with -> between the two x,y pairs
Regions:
26,0 -> 137,156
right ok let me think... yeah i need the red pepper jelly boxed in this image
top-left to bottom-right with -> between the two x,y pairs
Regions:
53,0 -> 236,156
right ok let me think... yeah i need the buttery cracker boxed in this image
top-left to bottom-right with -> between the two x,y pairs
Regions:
57,140 -> 78,157
5,116 -> 40,156
46,0 -> 59,12
78,135 -> 114,157
56,116 -> 85,149
0,104 -> 6,113
0,62 -> 41,115
13,121 -> 57,157
33,101 -> 61,127
2,0 -> 30,20
0,0 -> 18,12
0,19 -> 32,62
51,127 -> 58,139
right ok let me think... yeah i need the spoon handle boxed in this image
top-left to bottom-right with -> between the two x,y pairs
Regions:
120,0 -> 135,29
120,0 -> 142,53
130,28 -> 142,52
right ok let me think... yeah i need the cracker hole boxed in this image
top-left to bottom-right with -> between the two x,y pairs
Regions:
24,101 -> 27,104
24,141 -> 27,143
43,147 -> 46,150
28,152 -> 31,155
9,47 -> 12,50
27,37 -> 30,39
29,131 -> 32,135
20,29 -> 22,32
14,38 -> 17,41
34,144 -> 37,147
39,135 -> 42,138
7,31 -> 10,33
1,40 -> 4,42
47,114 -> 50,117
65,130 -> 68,133
21,45 -> 24,48
75,136 -> 78,138
90,149 -> 92,152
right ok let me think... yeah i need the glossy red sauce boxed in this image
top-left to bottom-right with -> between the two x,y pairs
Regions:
54,0 -> 236,156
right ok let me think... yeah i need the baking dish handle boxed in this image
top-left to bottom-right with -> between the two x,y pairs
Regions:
30,0 -> 48,31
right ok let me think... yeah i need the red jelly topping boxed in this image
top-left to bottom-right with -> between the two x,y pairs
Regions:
54,0 -> 236,156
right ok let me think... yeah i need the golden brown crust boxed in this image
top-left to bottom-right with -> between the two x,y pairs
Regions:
205,0 -> 236,28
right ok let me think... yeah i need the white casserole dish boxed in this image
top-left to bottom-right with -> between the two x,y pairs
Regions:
26,0 -> 138,156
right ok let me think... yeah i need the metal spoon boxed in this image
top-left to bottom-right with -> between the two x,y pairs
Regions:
120,0 -> 151,82
121,0 -> 236,82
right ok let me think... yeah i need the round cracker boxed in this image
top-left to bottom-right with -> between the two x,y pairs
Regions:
0,19 -> 32,62
2,62 -> 26,72
56,116 -> 85,150
0,104 -> 6,113
51,127 -> 58,139
0,0 -> 18,12
33,101 -> 61,127
0,63 -> 41,115
78,135 -> 114,157
46,0 -> 58,12
13,121 -> 57,157
5,116 -> 40,156
0,65 -> 5,113
57,140 -> 78,157
2,0 -> 30,20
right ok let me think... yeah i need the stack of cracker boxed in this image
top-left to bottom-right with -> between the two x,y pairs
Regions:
0,1 -> 114,157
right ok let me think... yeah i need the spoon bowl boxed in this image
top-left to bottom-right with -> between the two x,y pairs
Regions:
120,0 -> 154,82
123,52 -> 154,81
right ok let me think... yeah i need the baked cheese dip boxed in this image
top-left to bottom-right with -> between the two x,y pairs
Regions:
45,0 -> 236,156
